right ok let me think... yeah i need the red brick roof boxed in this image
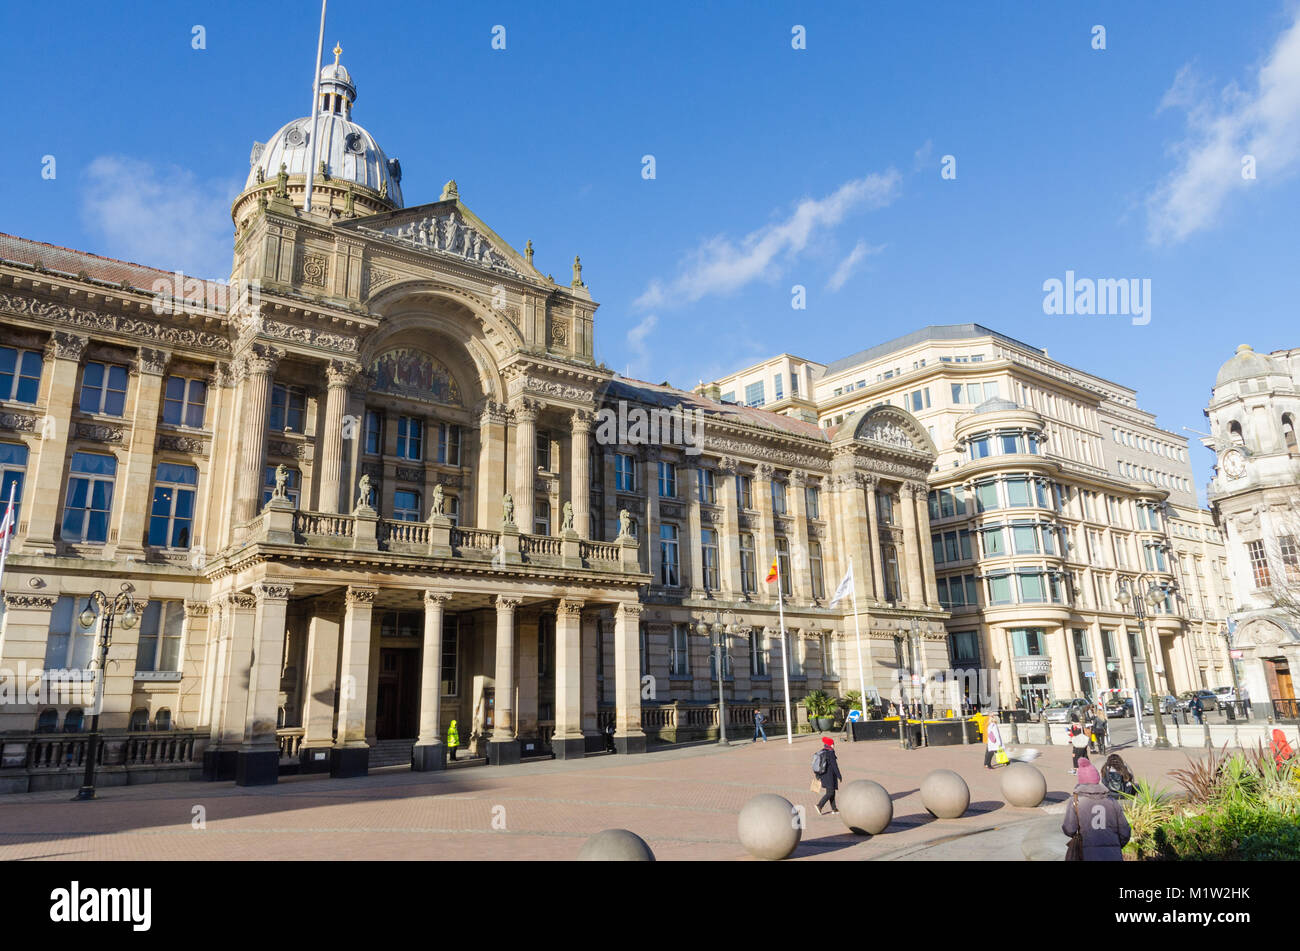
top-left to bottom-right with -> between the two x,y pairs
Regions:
0,232 -> 223,305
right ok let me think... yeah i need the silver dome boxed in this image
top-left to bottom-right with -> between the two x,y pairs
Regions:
245,58 -> 402,206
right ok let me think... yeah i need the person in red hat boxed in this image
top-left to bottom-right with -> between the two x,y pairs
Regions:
812,736 -> 843,815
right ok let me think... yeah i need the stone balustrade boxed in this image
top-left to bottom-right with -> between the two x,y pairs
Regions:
0,730 -> 203,794
276,727 -> 305,762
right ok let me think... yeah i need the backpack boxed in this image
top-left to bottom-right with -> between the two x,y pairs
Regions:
812,749 -> 828,775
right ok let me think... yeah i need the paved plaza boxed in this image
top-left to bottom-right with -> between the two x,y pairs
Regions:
0,732 -> 1211,861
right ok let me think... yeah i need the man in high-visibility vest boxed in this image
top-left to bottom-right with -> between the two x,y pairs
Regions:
447,719 -> 460,761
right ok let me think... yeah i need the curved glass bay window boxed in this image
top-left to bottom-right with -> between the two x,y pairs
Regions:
984,568 -> 1065,606
971,474 -> 1054,513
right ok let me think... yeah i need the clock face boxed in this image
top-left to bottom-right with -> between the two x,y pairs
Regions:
1222,449 -> 1246,479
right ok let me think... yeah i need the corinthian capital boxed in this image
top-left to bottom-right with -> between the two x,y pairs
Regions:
570,409 -> 596,434
48,332 -> 88,361
326,359 -> 361,389
511,397 -> 541,423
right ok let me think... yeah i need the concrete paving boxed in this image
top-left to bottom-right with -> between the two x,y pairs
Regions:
0,732 -> 1204,861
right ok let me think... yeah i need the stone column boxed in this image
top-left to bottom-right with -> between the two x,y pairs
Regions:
233,344 -> 281,525
644,448 -> 661,583
790,470 -> 812,601
512,398 -> 539,532
570,410 -> 593,538
755,463 -> 776,601
613,601 -> 647,753
477,400 -> 509,529
115,347 -> 169,556
580,610 -> 599,740
318,360 -> 357,514
24,332 -> 86,553
915,484 -> 941,606
900,483 -> 927,606
333,585 -> 376,778
237,581 -> 293,786
718,458 -> 740,596
553,598 -> 586,759
204,592 -> 256,781
300,607 -> 340,770
864,476 -> 887,601
489,595 -> 522,764
686,460 -> 706,597
413,590 -> 452,770
516,611 -> 539,739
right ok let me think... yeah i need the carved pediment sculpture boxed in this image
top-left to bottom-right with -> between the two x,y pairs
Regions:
364,210 -> 518,274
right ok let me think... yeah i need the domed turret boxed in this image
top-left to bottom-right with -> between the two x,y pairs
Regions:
235,45 -> 402,225
1214,344 -> 1280,389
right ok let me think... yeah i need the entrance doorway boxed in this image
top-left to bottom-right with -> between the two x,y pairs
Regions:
376,648 -> 418,740
1264,658 -> 1296,719
1018,677 -> 1050,715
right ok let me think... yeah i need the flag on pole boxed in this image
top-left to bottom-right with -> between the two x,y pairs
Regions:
0,483 -> 15,590
765,556 -> 779,584
828,564 -> 854,607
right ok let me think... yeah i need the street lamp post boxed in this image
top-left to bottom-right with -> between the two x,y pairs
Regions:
1222,624 -> 1243,719
696,608 -> 739,745
73,584 -> 139,801
1116,577 -> 1171,750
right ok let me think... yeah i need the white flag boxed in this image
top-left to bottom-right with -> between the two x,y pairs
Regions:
828,563 -> 854,607
0,483 -> 14,590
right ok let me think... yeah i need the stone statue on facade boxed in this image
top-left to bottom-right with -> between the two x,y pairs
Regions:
274,162 -> 289,199
271,464 -> 290,501
357,474 -> 373,510
617,508 -> 632,539
561,500 -> 574,533
502,493 -> 515,528
430,483 -> 445,518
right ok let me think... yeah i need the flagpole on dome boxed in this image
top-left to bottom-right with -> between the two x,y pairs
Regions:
303,0 -> 328,214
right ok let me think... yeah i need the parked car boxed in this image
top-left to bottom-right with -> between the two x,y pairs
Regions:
1213,686 -> 1237,704
1143,695 -> 1179,716
1105,697 -> 1134,718
1177,690 -> 1218,712
1042,698 -> 1090,724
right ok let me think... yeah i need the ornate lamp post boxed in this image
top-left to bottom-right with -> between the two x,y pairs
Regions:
1116,577 -> 1171,749
73,584 -> 139,801
696,608 -> 740,745
1221,623 -> 1243,719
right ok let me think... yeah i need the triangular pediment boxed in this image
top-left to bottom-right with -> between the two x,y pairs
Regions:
338,198 -> 537,279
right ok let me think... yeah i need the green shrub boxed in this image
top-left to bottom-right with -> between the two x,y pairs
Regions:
1149,805 -> 1300,861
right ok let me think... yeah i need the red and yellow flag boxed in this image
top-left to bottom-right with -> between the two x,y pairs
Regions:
765,556 -> 779,584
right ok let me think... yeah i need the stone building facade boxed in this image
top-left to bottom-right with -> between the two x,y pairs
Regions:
707,325 -> 1236,710
0,57 -> 948,790
1205,344 -> 1300,717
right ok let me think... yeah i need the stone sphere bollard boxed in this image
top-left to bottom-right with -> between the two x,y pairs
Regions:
577,828 -> 655,861
1000,762 -> 1047,808
838,779 -> 893,835
737,793 -> 802,860
921,769 -> 970,819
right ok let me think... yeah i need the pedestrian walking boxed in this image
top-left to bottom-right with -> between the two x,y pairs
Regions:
753,707 -> 768,743
1241,686 -> 1252,719
812,736 -> 843,815
984,715 -> 1006,770
1062,759 -> 1131,861
1069,721 -> 1090,774
1092,708 -> 1108,754
446,719 -> 460,761
1191,695 -> 1204,725
603,720 -> 617,753
1100,753 -> 1137,798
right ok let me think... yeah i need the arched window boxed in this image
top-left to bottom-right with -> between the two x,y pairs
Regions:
1283,414 -> 1297,453
1229,421 -> 1244,447
154,708 -> 172,731
129,708 -> 150,732
63,708 -> 84,733
35,709 -> 57,733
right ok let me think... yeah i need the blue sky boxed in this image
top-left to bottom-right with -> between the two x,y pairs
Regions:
3,1 -> 1300,502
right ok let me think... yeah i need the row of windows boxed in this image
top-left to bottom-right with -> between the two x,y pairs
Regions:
35,707 -> 174,733
44,596 -> 184,672
684,530 -> 827,598
363,411 -> 462,465
661,623 -> 834,679
966,429 -> 1044,460
1111,426 -> 1187,463
1116,457 -> 1191,493
610,459 -> 823,517
1247,537 -> 1300,589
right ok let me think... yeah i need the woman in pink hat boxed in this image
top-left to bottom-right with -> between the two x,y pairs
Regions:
812,736 -> 843,815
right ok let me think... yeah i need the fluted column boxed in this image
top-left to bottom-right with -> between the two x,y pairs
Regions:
790,470 -> 812,601
755,463 -> 776,603
333,585 -> 376,777
569,410 -> 593,538
490,595 -> 522,764
24,332 -> 86,553
236,581 -> 293,786
687,461 -> 706,596
614,602 -> 647,753
413,590 -> 452,770
512,398 -> 539,531
644,448 -> 661,582
553,598 -> 586,759
234,344 -> 281,525
718,458 -> 740,596
864,476 -> 887,601
477,400 -> 509,528
913,481 -> 940,606
900,483 -> 926,606
319,360 -> 357,514
116,347 -> 170,555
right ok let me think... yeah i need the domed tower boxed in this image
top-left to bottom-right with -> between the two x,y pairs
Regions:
231,45 -> 402,232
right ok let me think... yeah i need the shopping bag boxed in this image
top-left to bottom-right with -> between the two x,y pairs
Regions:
993,748 -> 1009,766
810,777 -> 822,793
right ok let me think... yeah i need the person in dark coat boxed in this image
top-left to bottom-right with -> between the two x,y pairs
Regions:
1062,759 -> 1131,860
814,736 -> 843,815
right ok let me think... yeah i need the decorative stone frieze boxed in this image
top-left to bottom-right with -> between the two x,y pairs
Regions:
1,294 -> 230,354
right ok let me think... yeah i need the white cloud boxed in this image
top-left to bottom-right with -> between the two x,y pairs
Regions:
1147,10 -> 1300,244
635,169 -> 901,308
827,239 -> 885,291
81,156 -> 240,278
623,313 -> 658,377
